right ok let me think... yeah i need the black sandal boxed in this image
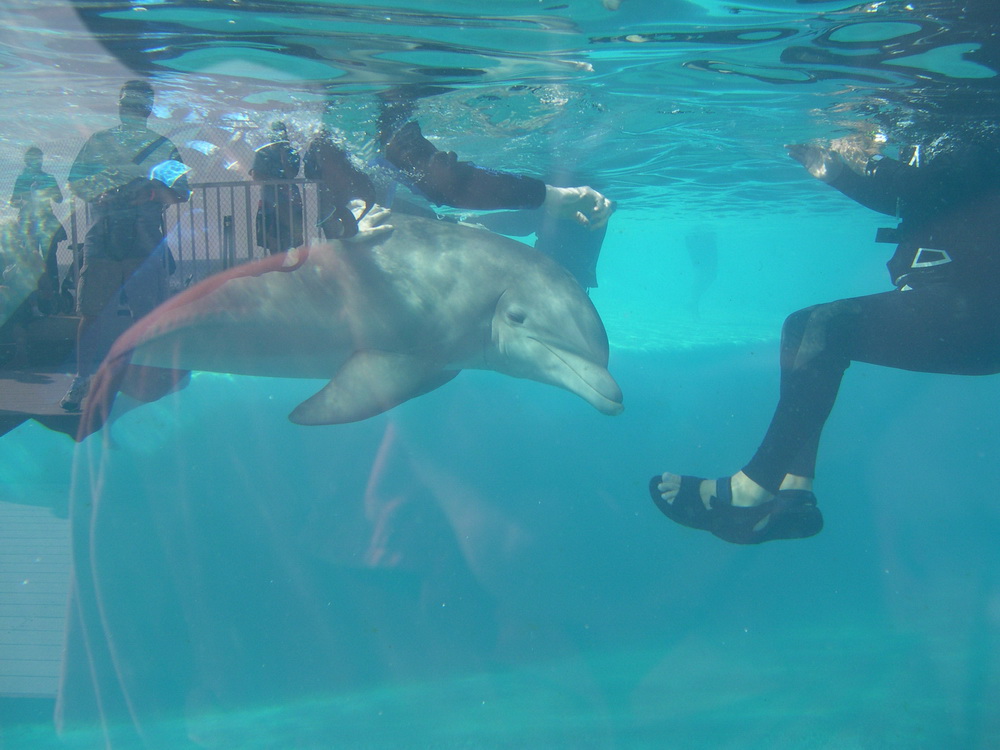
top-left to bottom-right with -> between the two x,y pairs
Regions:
711,485 -> 824,545
649,474 -> 718,532
650,475 -> 824,544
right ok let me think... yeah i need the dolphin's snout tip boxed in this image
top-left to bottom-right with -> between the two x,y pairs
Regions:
585,371 -> 623,416
594,398 -> 623,416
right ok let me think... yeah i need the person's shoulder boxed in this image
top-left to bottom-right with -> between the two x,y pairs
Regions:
72,128 -> 117,164
76,127 -> 108,147
92,125 -> 121,140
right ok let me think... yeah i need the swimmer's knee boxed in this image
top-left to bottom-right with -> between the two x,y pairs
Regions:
785,300 -> 859,336
780,305 -> 818,349
781,300 -> 860,369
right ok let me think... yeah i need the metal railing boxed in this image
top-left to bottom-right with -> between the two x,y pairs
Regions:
63,179 -> 325,294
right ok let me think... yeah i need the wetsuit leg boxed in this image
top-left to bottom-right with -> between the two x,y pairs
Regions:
742,282 -> 1000,493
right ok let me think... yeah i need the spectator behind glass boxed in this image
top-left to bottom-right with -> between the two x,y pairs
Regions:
10,146 -> 67,302
59,79 -> 191,412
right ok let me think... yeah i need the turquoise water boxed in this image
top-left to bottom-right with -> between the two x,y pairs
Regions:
3,1 -> 1000,748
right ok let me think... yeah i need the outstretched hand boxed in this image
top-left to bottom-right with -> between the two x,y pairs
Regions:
544,185 -> 616,230
786,144 -> 844,183
344,203 -> 394,243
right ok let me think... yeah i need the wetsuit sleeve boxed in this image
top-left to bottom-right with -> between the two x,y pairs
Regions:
828,152 -> 985,218
826,157 -> 905,216
424,157 -> 546,210
386,121 -> 546,210
304,139 -> 376,209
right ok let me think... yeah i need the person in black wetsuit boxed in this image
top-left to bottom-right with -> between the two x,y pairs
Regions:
304,126 -> 376,240
650,139 -> 1000,544
251,121 -> 303,254
369,85 -> 613,229
382,120 -> 613,230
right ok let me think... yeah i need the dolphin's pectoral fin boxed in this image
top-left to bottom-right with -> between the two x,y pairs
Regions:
288,350 -> 459,425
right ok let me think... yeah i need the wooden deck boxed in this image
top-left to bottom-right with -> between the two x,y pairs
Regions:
0,368 -> 81,440
0,314 -> 81,439
0,502 -> 71,699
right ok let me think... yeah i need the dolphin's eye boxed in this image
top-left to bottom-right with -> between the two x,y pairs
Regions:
506,310 -> 527,325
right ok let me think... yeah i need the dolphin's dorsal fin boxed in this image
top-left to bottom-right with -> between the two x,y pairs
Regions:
288,350 -> 459,425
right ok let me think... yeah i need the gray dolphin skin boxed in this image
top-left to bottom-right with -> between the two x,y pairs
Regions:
81,212 -> 623,437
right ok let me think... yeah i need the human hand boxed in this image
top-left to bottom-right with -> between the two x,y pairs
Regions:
786,144 -> 844,183
544,185 -> 616,230
344,203 -> 394,243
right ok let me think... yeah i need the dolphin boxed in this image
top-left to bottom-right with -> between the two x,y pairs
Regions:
79,211 -> 623,439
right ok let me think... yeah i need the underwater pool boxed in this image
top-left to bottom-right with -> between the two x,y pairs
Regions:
2,1 -> 1000,748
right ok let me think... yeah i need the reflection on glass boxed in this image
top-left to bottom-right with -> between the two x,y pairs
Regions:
1,1 -> 999,748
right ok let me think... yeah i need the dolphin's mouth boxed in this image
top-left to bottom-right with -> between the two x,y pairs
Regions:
530,337 -> 623,415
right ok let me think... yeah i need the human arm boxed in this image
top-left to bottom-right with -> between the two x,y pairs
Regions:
389,130 -> 547,211
788,143 -> 900,216
386,121 -> 614,228
786,143 -> 845,183
304,137 -> 377,221
787,141 -> 990,218
385,120 -> 547,211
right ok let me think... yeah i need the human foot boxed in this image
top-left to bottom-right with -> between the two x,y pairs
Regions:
59,375 -> 91,412
778,474 -> 813,492
648,472 -> 823,544
655,471 -> 772,510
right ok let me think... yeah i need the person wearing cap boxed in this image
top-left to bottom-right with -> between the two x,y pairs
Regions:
60,79 -> 191,412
